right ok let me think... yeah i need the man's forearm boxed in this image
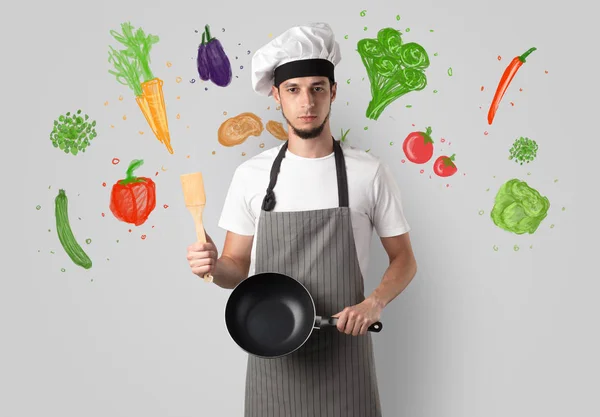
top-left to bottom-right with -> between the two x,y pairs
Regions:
212,256 -> 248,290
366,255 -> 417,309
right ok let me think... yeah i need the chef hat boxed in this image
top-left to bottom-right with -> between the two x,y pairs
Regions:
251,22 -> 342,96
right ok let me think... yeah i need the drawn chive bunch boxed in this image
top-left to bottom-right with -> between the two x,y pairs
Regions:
508,136 -> 538,165
50,109 -> 97,155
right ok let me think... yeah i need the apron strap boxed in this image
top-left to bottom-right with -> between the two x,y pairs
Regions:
261,137 -> 349,211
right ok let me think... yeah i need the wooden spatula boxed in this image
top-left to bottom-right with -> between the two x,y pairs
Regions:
180,172 -> 213,283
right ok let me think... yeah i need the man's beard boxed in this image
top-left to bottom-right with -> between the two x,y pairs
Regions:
281,104 -> 331,140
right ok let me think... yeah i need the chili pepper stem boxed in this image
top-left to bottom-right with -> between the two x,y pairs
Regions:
205,24 -> 212,42
519,47 -> 537,63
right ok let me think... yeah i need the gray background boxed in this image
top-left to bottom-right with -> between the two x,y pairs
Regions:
3,0 -> 599,415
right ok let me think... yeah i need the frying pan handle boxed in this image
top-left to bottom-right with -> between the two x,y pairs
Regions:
317,317 -> 383,333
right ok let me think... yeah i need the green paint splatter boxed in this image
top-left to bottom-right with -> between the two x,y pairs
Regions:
486,188 -> 490,192
406,104 -> 413,108
389,141 -> 394,146
434,52 -> 438,56
50,251 -> 55,254
360,10 -> 367,17
448,67 -> 453,76
554,179 -> 559,183
61,268 -> 66,272
493,245 -> 499,252
514,245 -> 520,251
344,35 -> 348,40
396,15 -> 401,20
479,210 -> 484,215
550,224 -> 555,229
491,179 -> 550,234
85,238 -> 92,244
433,90 -> 438,93
364,126 -> 369,130
364,26 -> 368,31
406,28 -> 411,32
36,205 -> 41,210
430,29 -> 435,32
347,79 -> 351,84
562,207 -> 566,211
116,240 -> 120,243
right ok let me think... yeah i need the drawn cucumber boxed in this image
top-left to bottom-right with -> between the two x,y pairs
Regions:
55,189 -> 92,269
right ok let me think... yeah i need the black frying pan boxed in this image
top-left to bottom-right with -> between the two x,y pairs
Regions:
225,272 -> 383,359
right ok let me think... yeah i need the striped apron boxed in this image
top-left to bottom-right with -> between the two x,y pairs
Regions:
244,138 -> 382,417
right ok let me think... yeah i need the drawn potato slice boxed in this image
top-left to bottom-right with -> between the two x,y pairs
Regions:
218,112 -> 264,147
266,120 -> 288,141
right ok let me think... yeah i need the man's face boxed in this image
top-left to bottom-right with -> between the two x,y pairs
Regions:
272,76 -> 337,140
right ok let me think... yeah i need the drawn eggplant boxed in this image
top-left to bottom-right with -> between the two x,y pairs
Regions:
196,24 -> 232,87
196,32 -> 210,81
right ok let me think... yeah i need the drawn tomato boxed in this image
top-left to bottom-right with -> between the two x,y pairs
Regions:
109,159 -> 156,226
402,126 -> 434,164
433,154 -> 458,177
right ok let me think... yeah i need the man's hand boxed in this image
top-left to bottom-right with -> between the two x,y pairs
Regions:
186,232 -> 219,278
332,297 -> 384,336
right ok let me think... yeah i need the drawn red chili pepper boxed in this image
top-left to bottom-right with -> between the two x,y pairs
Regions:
487,47 -> 536,125
109,159 -> 156,226
433,154 -> 458,177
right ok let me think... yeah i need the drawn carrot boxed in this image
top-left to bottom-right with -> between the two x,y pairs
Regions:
487,47 -> 536,125
108,22 -> 173,154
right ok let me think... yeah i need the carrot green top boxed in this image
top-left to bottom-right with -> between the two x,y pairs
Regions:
108,22 -> 160,96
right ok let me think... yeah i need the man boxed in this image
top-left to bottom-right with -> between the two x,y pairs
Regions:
186,22 -> 417,417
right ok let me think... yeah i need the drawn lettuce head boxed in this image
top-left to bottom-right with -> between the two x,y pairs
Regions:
490,179 -> 550,234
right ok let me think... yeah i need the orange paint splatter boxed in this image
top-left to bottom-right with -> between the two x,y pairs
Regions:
176,76 -> 183,83
110,125 -> 115,128
187,155 -> 191,158
166,61 -> 172,67
187,125 -> 190,129
480,86 -> 484,91
176,114 -> 181,119
112,158 -> 120,165
119,95 -> 124,101
139,131 -> 144,135
104,101 -> 109,106
497,55 -> 502,61
122,115 -> 127,120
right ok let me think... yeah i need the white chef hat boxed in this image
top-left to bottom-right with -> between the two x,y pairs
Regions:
251,22 -> 342,96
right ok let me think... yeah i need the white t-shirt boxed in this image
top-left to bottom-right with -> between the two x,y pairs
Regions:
217,141 -> 411,279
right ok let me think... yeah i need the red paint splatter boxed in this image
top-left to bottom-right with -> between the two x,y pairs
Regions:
544,70 -> 548,74
446,184 -> 450,188
155,171 -> 159,176
484,131 -> 489,136
141,234 -> 147,240
129,229 -> 132,233
401,159 -> 406,164
102,182 -> 106,187
411,123 -> 415,126
441,138 -> 446,143
112,158 -> 120,165
497,55 -> 502,61
152,225 -> 155,228
420,169 -> 424,174
163,204 -> 169,209
510,102 -> 514,106
101,212 -> 105,217
480,86 -> 484,91
519,88 -> 523,92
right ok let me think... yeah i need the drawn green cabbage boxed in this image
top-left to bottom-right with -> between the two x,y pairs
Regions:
490,179 -> 550,234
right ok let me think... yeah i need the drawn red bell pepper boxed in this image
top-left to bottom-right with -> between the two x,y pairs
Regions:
109,159 -> 156,226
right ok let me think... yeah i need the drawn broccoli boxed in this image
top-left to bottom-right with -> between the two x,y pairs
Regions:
490,179 -> 550,235
357,28 -> 430,120
50,110 -> 97,155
